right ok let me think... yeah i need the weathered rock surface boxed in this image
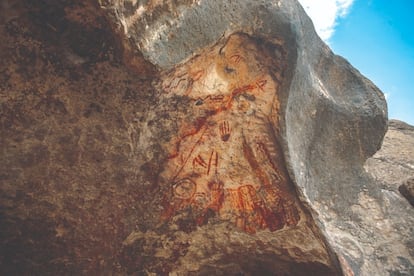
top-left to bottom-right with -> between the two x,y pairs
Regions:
365,119 -> 414,205
400,178 -> 414,207
365,120 -> 414,189
363,120 -> 414,273
0,0 -> 157,274
1,0 -> 413,275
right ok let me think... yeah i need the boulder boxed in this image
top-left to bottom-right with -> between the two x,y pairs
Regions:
0,0 -> 412,275
102,0 -> 412,274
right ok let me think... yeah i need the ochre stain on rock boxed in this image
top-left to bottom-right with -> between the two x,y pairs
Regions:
160,33 -> 301,233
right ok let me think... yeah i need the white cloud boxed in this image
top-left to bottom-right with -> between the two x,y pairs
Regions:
298,0 -> 354,41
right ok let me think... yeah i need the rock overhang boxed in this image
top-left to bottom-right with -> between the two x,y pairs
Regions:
101,0 -> 395,275
3,0 -> 412,275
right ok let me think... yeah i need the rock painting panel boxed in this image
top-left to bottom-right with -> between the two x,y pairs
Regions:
160,33 -> 300,233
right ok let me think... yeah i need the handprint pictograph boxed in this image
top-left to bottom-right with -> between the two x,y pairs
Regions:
219,120 -> 231,142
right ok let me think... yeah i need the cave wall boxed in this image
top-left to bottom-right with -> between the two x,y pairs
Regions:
0,0 -> 158,274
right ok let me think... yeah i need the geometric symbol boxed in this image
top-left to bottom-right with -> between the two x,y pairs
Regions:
173,178 -> 196,199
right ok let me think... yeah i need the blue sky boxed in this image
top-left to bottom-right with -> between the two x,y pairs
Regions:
299,0 -> 414,125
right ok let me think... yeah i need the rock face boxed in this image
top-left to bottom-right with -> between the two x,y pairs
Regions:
400,178 -> 414,207
0,0 -> 156,274
365,120 -> 414,249
365,120 -> 414,191
1,0 -> 413,275
159,33 -> 302,234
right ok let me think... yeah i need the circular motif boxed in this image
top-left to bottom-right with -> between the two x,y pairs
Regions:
173,179 -> 196,200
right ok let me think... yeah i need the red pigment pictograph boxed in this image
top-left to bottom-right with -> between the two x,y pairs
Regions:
160,34 -> 299,233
